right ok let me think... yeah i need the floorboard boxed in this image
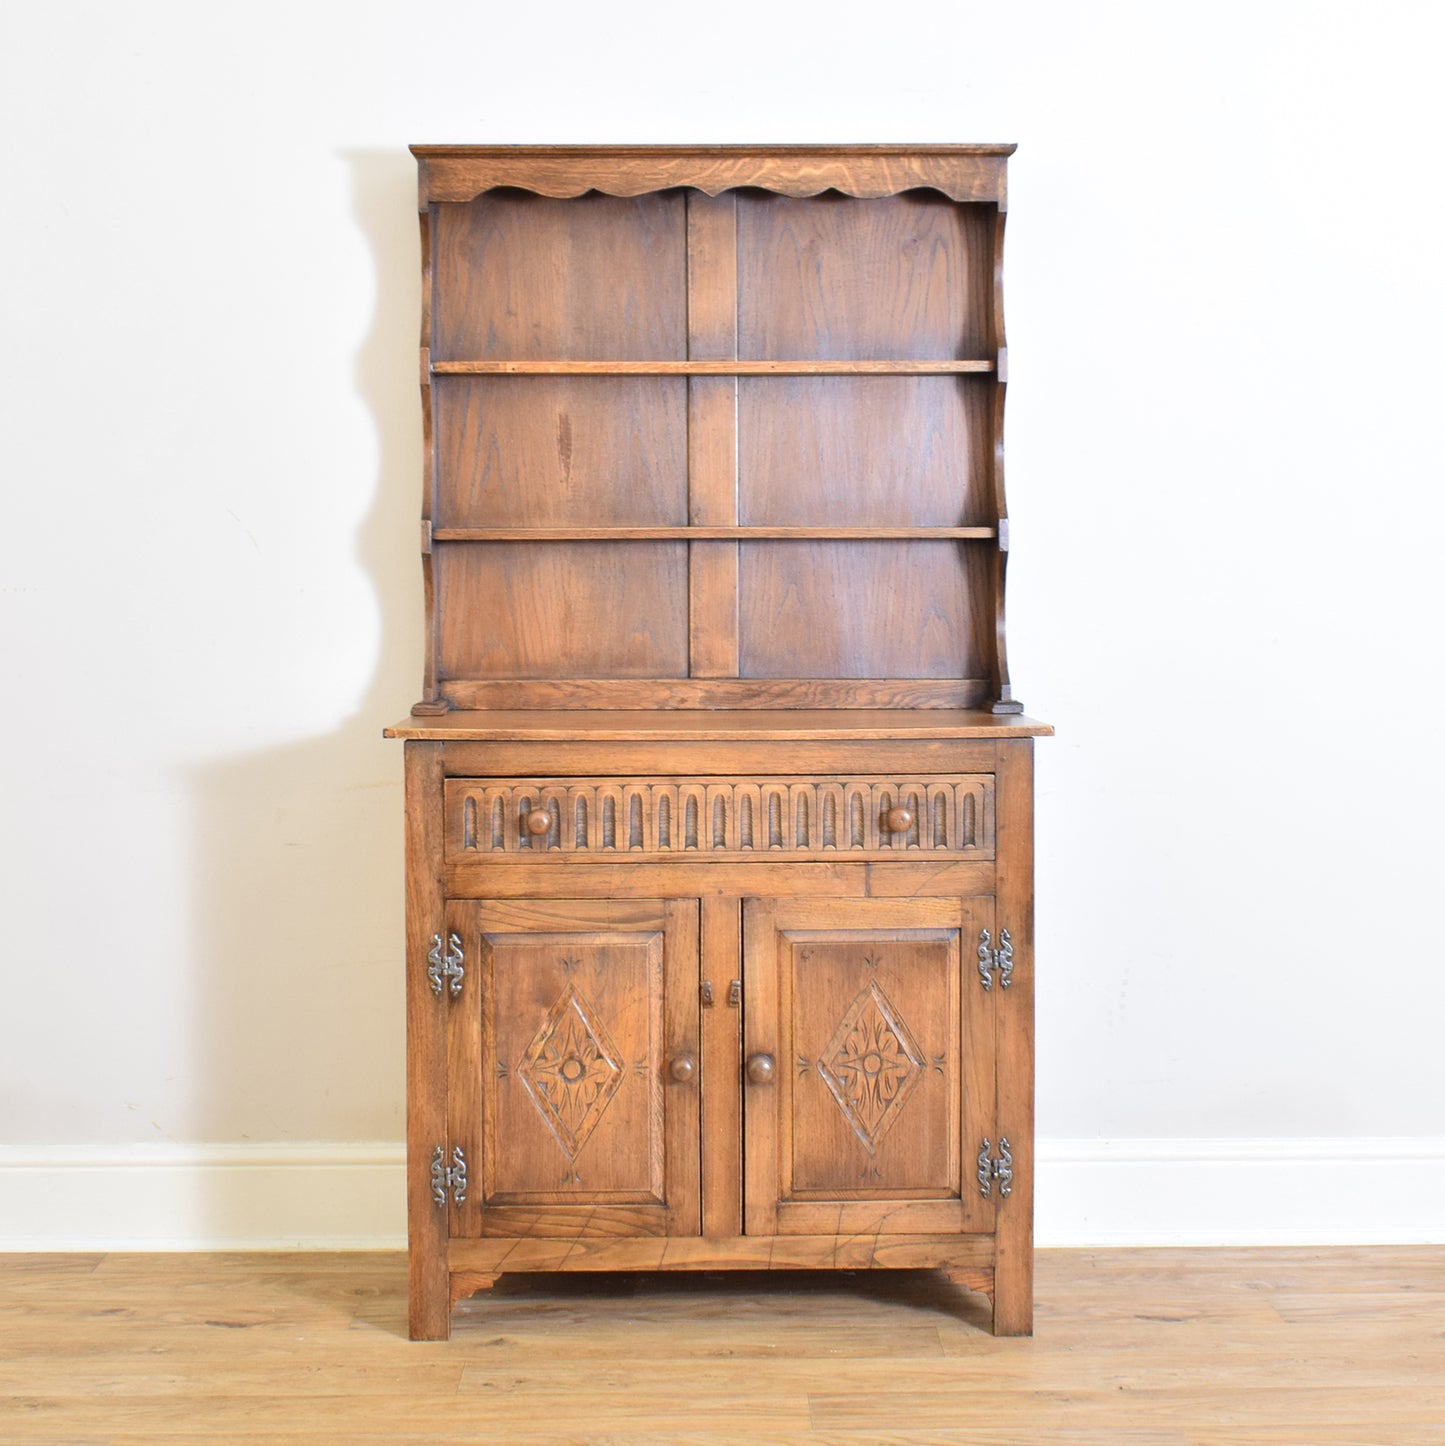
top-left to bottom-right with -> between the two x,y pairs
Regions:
0,1247 -> 1440,1443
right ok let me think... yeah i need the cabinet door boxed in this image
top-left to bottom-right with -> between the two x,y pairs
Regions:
447,898 -> 700,1239
743,897 -> 996,1236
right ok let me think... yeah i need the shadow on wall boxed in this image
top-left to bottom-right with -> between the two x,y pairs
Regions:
181,150 -> 422,1234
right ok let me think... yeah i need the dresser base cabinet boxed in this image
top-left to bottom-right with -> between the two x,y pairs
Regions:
397,727 -> 1039,1339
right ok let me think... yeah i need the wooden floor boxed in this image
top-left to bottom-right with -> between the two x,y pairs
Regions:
1,1248 -> 1441,1444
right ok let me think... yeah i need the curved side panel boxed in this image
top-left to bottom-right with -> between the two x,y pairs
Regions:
988,207 -> 1023,714
413,205 -> 447,716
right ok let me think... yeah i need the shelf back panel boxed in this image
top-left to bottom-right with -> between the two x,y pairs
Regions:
434,376 -> 689,528
736,540 -> 989,680
737,193 -> 992,360
435,541 -> 689,680
738,376 -> 992,528
432,191 -> 687,361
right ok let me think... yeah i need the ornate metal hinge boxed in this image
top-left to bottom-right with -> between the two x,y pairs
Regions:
431,1144 -> 467,1206
977,1137 -> 1014,1199
977,928 -> 1014,991
427,932 -> 464,998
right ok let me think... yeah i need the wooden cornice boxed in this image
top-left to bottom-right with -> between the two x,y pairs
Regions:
410,144 -> 1016,209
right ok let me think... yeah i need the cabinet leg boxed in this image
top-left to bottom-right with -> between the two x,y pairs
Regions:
408,1249 -> 452,1341
991,1243 -> 1034,1336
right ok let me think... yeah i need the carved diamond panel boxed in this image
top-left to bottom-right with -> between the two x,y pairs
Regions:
816,981 -> 924,1153
515,984 -> 624,1159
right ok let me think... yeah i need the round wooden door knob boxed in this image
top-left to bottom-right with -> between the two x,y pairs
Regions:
745,1053 -> 776,1085
523,809 -> 552,836
668,1052 -> 698,1084
884,806 -> 914,834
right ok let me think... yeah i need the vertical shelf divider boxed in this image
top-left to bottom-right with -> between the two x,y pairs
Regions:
685,191 -> 741,679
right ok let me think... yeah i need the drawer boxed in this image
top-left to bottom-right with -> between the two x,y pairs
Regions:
444,776 -> 994,861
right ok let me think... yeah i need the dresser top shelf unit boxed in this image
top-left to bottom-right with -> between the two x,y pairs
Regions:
409,143 -> 1027,717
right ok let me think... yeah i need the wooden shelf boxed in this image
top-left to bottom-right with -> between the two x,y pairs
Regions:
430,526 -> 999,543
430,359 -> 996,376
386,707 -> 1054,741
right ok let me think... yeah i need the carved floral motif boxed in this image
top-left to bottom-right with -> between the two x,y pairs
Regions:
515,984 -> 623,1159
817,980 -> 924,1153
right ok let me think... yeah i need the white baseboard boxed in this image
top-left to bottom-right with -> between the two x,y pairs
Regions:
0,1143 -> 406,1250
1,1138 -> 1442,1250
1036,1137 -> 1445,1246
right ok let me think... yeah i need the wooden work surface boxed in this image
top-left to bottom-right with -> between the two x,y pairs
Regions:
3,1247 -> 1441,1442
385,708 -> 1054,741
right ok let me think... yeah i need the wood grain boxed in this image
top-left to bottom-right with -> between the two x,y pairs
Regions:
686,190 -> 739,364
431,526 -> 998,540
737,192 -> 992,360
737,541 -> 987,679
432,376 -> 688,527
685,189 -> 740,677
991,739 -> 1035,1335
431,190 -> 686,361
403,742 -> 448,1340
385,708 -> 1055,741
445,895 -> 482,1240
449,1233 -> 995,1276
699,896 -> 742,1238
417,207 -> 441,709
987,205 -> 1021,713
434,678 -> 996,711
438,858 -> 999,905
738,376 -> 994,527
741,899 -> 782,1237
434,542 -> 688,681
413,143 -> 1016,206
661,899 -> 704,1240
959,894 -> 998,1236
431,358 -> 995,373
443,858 -> 872,900
432,738 -> 1006,775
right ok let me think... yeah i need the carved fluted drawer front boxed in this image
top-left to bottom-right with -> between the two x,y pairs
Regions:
444,776 -> 994,860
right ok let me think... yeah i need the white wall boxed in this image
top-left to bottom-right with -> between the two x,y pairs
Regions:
2,0 -> 1442,1246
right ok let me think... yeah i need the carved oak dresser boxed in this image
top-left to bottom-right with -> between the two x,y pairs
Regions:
386,145 -> 1051,1339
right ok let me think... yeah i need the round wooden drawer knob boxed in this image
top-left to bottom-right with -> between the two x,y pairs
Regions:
884,806 -> 914,834
668,1052 -> 698,1084
745,1053 -> 776,1085
523,809 -> 552,836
